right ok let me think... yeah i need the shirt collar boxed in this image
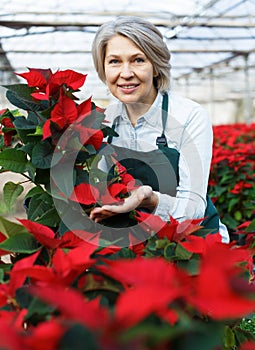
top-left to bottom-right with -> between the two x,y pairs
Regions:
120,91 -> 163,127
106,91 -> 164,128
142,92 -> 163,127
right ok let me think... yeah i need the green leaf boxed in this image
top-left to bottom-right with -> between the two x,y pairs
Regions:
31,141 -> 53,169
155,238 -> 168,249
0,201 -> 8,215
50,161 -> 76,197
163,242 -> 176,260
15,286 -> 34,309
222,213 -> 238,230
34,168 -> 50,185
24,295 -> 54,322
13,115 -> 38,130
3,181 -> 24,212
26,162 -> 36,181
174,328 -> 224,350
234,210 -> 242,221
31,125 -> 43,136
110,247 -> 136,259
0,232 -> 39,253
0,108 -> 15,122
24,186 -> 45,200
233,326 -> 255,347
5,85 -> 41,112
0,149 -> 28,173
227,197 -> 240,212
27,193 -> 53,222
0,269 -> 4,283
177,256 -> 200,275
245,219 -> 255,233
223,326 -> 236,348
3,84 -> 35,100
175,243 -> 193,260
0,216 -> 28,237
59,324 -> 100,350
35,207 -> 60,227
17,128 -> 41,144
19,296 -> 55,326
0,136 -> 4,150
20,142 -> 36,157
27,111 -> 41,123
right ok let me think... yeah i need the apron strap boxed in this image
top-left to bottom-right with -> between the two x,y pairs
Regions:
156,92 -> 168,148
107,117 -> 119,144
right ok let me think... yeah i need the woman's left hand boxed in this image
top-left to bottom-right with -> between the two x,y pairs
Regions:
89,185 -> 158,223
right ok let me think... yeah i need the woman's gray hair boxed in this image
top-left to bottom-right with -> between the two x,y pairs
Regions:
92,16 -> 171,93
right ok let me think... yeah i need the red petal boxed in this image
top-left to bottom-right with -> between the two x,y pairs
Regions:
15,68 -> 50,88
18,219 -> 59,249
11,266 -> 55,284
76,97 -> 92,119
70,183 -> 100,205
50,93 -> 77,128
0,108 -> 7,115
24,319 -> 65,350
9,251 -> 40,294
29,285 -> 108,329
58,230 -> 86,248
0,319 -> 24,350
76,126 -> 104,150
50,70 -> 87,90
31,92 -> 48,101
0,232 -> 9,256
42,119 -> 52,139
115,285 -> 179,328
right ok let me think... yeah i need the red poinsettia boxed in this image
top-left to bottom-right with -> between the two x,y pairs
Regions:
182,235 -> 255,319
16,68 -> 86,101
230,180 -> 253,194
23,319 -> 66,350
42,92 -> 104,149
29,285 -> 109,330
18,219 -> 96,250
0,110 -> 16,146
0,251 -> 41,308
96,257 -> 189,328
0,311 -> 26,350
136,211 -> 204,241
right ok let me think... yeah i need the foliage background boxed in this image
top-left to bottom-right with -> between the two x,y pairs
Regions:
209,123 -> 255,238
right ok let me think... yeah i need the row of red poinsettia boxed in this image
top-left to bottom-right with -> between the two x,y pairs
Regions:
209,122 -> 255,232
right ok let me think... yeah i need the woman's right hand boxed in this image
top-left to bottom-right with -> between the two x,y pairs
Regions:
89,185 -> 158,223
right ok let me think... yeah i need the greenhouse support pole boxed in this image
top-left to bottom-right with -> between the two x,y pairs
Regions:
244,54 -> 252,125
185,77 -> 190,98
209,68 -> 215,121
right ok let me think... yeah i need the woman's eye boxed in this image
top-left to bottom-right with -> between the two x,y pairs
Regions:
109,59 -> 119,64
135,57 -> 144,63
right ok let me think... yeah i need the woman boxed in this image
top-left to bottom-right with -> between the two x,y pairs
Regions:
90,16 -> 229,243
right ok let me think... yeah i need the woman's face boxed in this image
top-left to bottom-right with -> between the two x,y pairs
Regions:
104,34 -> 157,107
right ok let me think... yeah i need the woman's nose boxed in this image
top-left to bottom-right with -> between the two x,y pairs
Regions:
120,64 -> 134,78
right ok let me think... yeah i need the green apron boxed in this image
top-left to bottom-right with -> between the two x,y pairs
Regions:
105,93 -> 219,235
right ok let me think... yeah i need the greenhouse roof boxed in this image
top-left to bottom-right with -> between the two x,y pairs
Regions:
0,0 -> 255,113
